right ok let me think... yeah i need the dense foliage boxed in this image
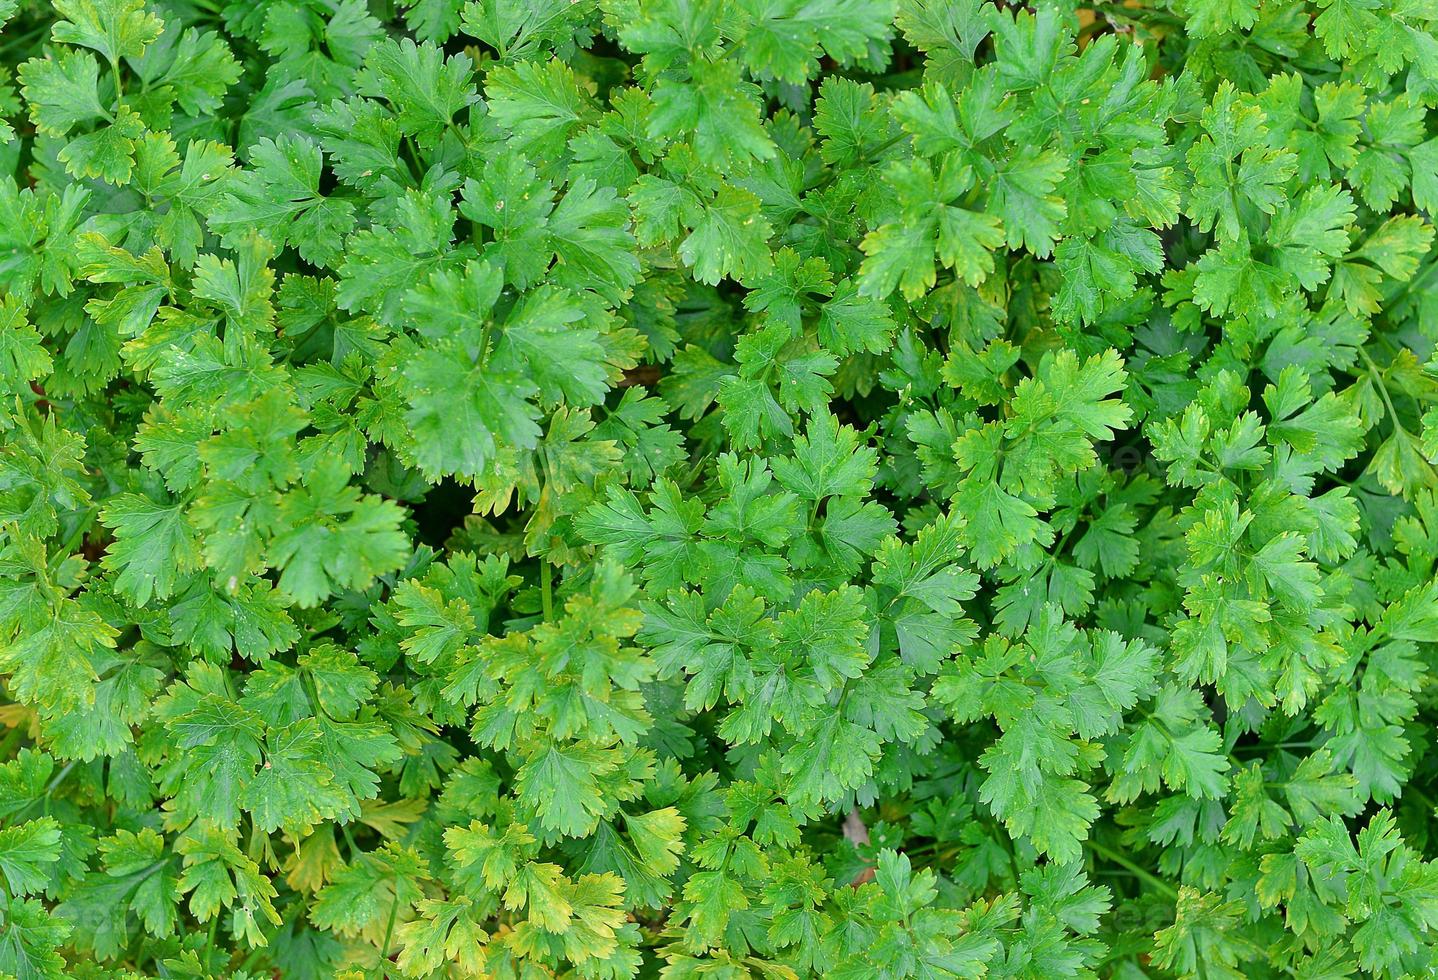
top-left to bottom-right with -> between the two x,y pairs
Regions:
1,0 -> 1438,975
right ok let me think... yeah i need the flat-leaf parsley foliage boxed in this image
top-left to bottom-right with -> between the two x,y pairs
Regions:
1,0 -> 1438,976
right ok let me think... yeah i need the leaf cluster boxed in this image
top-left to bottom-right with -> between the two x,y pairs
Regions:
0,0 -> 1437,977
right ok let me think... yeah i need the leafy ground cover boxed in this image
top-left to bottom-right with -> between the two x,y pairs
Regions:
2,0 -> 1438,976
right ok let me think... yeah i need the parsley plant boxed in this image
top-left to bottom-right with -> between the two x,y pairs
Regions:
0,0 -> 1437,976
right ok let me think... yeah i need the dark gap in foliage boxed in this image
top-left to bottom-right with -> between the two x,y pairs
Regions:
410,476 -> 479,549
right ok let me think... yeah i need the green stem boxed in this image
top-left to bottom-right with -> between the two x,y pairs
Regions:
40,761 -> 76,816
1087,839 -> 1179,900
44,761 -> 75,794
540,561 -> 553,622
106,54 -> 125,116
340,822 -> 360,857
1385,259 -> 1438,308
377,884 -> 401,976
1360,347 -> 1402,428
48,506 -> 99,575
1360,347 -> 1438,482
236,944 -> 267,973
1091,1 -> 1185,26
1406,784 -> 1438,815
202,915 -> 218,967
1232,738 -> 1320,755
476,320 -> 494,366
805,132 -> 908,194
62,507 -> 98,546
400,135 -> 426,186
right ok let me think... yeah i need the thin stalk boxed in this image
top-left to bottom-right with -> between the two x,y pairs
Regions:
62,508 -> 98,548
340,822 -> 360,857
377,885 -> 401,976
1360,347 -> 1438,483
1087,839 -> 1179,900
40,760 -> 76,816
1360,347 -> 1403,427
202,916 -> 218,968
